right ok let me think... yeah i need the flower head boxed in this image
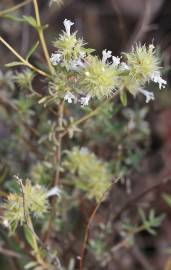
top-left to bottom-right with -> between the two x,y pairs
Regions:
124,43 -> 160,82
80,55 -> 119,99
63,147 -> 111,202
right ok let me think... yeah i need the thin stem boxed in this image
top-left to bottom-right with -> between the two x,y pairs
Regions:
16,177 -> 48,268
79,179 -> 117,270
44,101 -> 64,242
0,0 -> 32,17
27,216 -> 48,268
33,0 -> 53,74
0,36 -> 49,77
79,203 -> 100,270
54,102 -> 64,186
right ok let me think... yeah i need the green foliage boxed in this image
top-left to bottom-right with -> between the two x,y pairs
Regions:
122,208 -> 165,237
63,147 -> 111,202
3,179 -> 49,233
139,208 -> 165,235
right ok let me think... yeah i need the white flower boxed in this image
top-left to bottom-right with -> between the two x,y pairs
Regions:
50,52 -> 61,65
46,186 -> 62,198
120,62 -> 129,70
63,19 -> 74,36
64,92 -> 76,103
80,147 -> 89,155
112,56 -> 120,67
3,219 -> 9,228
69,58 -> 85,71
102,49 -> 112,63
150,71 -> 167,89
80,95 -> 91,106
139,88 -> 155,103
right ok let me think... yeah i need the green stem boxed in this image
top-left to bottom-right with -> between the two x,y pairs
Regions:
27,216 -> 48,268
33,0 -> 53,74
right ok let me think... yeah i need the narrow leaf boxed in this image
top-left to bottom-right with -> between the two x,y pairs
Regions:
3,15 -> 24,22
23,16 -> 38,29
26,41 -> 39,61
23,225 -> 36,250
120,91 -> 127,106
5,61 -> 24,68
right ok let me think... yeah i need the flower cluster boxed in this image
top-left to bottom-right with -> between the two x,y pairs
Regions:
3,178 -> 61,233
63,147 -> 111,202
48,19 -> 166,106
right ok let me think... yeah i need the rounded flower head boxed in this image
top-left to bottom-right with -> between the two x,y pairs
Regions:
80,55 -> 119,99
124,44 -> 160,82
52,19 -> 86,66
63,147 -> 111,202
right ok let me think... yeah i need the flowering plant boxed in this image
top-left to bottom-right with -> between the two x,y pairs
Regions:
0,1 -> 167,270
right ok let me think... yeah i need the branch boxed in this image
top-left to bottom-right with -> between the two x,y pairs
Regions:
79,178 -> 117,270
0,36 -> 49,77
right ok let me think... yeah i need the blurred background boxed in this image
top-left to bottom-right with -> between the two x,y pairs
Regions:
1,0 -> 171,270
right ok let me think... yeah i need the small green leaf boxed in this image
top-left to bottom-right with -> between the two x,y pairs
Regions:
23,225 -> 36,250
26,41 -> 39,61
3,14 -> 24,22
5,62 -> 24,68
23,16 -> 38,29
120,91 -> 127,106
